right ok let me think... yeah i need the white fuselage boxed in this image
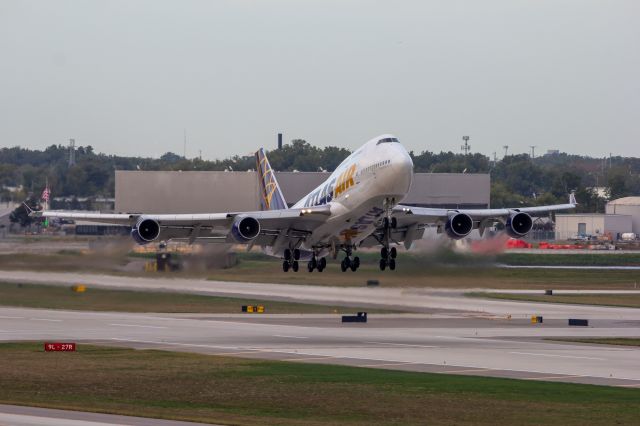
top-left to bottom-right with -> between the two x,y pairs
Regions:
290,134 -> 413,255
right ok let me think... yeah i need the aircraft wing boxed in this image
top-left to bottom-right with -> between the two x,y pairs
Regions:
35,205 -> 332,245
360,195 -> 576,249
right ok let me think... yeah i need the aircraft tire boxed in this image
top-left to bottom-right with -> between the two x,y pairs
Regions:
282,261 -> 289,272
381,247 -> 388,259
292,261 -> 299,272
379,258 -> 386,271
389,258 -> 396,270
293,249 -> 301,260
307,262 -> 314,272
353,256 -> 360,268
319,257 -> 327,269
340,260 -> 347,272
390,247 -> 397,259
284,249 -> 291,261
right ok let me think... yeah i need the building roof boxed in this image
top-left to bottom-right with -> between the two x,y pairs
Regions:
607,197 -> 640,206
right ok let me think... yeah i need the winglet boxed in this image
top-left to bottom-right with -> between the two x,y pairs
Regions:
569,191 -> 577,205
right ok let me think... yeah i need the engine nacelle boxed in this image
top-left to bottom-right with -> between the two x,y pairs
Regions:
506,212 -> 533,238
130,218 -> 161,245
445,212 -> 473,239
231,216 -> 261,242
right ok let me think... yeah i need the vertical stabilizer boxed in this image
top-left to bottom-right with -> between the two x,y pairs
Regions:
255,148 -> 288,210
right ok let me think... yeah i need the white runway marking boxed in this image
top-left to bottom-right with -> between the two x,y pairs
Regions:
524,374 -> 585,380
363,341 -> 439,348
0,315 -> 23,319
111,338 -> 240,351
109,323 -> 168,329
30,318 -> 62,322
272,335 -> 308,339
510,351 -> 606,361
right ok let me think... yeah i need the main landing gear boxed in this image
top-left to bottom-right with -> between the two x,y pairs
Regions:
340,246 -> 360,272
379,246 -> 397,271
282,248 -> 300,272
307,255 -> 327,273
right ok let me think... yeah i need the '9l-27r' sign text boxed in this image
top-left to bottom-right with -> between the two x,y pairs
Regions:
44,342 -> 76,352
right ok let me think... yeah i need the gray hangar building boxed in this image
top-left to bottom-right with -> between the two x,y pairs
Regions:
115,171 -> 490,214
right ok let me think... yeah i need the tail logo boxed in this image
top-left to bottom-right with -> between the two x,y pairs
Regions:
255,149 -> 287,211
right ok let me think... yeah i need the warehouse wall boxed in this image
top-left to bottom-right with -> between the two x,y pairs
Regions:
555,214 -> 632,240
115,171 -> 490,214
606,202 -> 640,234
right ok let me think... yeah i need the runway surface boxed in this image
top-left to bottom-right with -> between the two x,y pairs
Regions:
2,305 -> 639,387
0,404 -> 211,426
0,404 -> 214,426
3,270 -> 640,320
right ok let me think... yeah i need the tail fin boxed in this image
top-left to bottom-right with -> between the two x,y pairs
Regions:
255,148 -> 288,210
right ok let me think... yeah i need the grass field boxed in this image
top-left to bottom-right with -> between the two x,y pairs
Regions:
0,282 -> 391,314
547,338 -> 640,347
2,248 -> 640,290
468,292 -> 640,308
495,252 -> 640,266
1,342 -> 638,426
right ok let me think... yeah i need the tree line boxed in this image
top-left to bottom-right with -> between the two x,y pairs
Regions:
2,141 -> 639,212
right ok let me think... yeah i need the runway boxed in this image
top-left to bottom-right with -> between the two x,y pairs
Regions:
3,270 -> 640,320
0,404 -> 214,426
1,305 -> 639,387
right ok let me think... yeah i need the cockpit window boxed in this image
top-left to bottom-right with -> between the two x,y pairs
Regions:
376,137 -> 399,145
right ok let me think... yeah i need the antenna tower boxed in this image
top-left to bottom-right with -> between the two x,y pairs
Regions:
461,136 -> 471,155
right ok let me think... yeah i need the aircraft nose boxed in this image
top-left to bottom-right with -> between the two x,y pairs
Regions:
389,144 -> 413,195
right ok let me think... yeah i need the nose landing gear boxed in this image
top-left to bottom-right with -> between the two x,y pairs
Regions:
380,204 -> 398,271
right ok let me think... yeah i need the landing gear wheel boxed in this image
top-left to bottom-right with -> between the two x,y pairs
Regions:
383,217 -> 390,229
391,217 -> 397,229
283,261 -> 290,272
307,261 -> 314,272
379,258 -> 386,271
381,247 -> 388,259
317,265 -> 324,272
292,261 -> 299,272
344,257 -> 351,268
293,249 -> 301,260
319,257 -> 327,269
390,247 -> 397,259
353,256 -> 360,269
389,258 -> 396,270
350,262 -> 358,272
340,260 -> 348,272
284,249 -> 291,261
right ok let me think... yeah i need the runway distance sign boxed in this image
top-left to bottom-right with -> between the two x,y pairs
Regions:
44,342 -> 76,352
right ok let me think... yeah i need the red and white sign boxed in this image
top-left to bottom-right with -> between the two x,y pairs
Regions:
44,342 -> 76,352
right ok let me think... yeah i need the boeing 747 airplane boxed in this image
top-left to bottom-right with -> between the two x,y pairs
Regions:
35,135 -> 576,272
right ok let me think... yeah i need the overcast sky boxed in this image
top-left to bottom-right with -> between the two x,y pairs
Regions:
1,0 -> 638,160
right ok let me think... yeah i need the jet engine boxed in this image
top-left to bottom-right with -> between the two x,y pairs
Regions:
505,211 -> 533,238
444,212 -> 473,239
130,217 -> 161,245
231,216 -> 261,242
